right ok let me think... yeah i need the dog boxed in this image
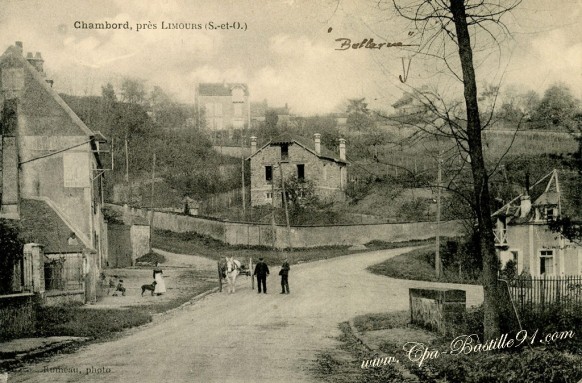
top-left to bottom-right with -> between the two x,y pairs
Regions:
141,281 -> 157,296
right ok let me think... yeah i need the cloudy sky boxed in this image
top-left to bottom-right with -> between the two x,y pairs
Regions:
1,0 -> 581,115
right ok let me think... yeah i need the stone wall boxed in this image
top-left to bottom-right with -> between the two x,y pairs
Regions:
409,288 -> 466,336
108,204 -> 463,249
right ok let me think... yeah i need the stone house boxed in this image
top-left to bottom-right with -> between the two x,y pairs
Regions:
196,82 -> 250,136
493,170 -> 582,277
247,133 -> 348,207
0,41 -> 107,302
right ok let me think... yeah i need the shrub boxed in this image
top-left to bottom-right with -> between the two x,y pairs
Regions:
0,219 -> 24,294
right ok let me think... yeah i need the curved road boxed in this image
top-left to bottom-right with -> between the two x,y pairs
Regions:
11,247 -> 483,383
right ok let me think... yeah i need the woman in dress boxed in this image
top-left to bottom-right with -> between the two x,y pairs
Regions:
153,262 -> 166,296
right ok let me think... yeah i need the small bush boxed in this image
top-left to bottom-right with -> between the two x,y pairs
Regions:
135,251 -> 166,264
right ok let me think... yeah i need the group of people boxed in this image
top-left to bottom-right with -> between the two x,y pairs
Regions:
253,257 -> 290,294
103,261 -> 166,297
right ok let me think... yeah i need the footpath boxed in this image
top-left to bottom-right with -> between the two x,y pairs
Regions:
0,249 -> 217,370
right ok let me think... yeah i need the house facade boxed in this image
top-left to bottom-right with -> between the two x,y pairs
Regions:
196,82 -> 250,135
494,170 -> 582,277
247,133 -> 348,207
0,41 -> 107,301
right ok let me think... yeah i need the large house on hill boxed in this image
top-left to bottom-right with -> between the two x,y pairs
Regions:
493,170 -> 582,277
0,41 -> 107,301
247,133 -> 348,207
196,82 -> 250,136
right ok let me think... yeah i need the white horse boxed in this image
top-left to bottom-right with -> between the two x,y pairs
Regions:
224,257 -> 241,294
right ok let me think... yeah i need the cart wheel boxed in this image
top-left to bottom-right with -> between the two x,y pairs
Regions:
217,261 -> 223,292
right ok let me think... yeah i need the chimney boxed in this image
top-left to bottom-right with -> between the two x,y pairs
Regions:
15,41 -> 23,52
339,138 -> 346,161
250,136 -> 257,154
26,51 -> 44,74
314,133 -> 321,155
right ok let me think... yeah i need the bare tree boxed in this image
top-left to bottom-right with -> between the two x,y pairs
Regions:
390,0 -> 521,339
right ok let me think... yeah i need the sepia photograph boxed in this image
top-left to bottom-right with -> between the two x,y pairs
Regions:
0,0 -> 581,382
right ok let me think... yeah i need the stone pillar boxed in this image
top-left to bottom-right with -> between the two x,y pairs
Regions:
409,288 -> 466,336
23,243 -> 45,294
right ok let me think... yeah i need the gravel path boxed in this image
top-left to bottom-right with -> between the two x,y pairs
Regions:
9,247 -> 483,383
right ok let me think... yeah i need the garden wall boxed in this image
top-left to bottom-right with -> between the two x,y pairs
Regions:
107,204 -> 464,249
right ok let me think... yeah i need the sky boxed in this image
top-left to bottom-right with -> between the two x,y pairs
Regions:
1,0 -> 581,116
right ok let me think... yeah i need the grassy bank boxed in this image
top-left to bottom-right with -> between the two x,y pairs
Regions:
367,246 -> 481,285
152,228 -> 432,266
314,310 -> 582,383
34,271 -> 216,341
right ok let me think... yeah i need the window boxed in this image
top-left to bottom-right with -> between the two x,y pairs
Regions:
546,207 -> 556,221
205,103 -> 214,116
265,192 -> 273,203
540,250 -> 554,275
297,164 -> 305,180
234,103 -> 242,117
232,87 -> 245,103
265,166 -> 272,183
281,144 -> 289,161
215,103 -> 223,116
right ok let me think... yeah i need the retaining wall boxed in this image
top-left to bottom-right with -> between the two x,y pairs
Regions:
107,204 -> 464,249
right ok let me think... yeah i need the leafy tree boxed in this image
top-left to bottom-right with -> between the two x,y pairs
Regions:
264,109 -> 280,138
532,83 -> 579,129
120,77 -> 146,105
346,98 -> 375,131
0,219 -> 24,294
283,175 -> 319,212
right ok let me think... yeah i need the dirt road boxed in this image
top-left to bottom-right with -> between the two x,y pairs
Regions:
10,248 -> 483,383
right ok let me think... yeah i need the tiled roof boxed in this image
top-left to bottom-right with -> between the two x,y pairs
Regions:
249,133 -> 347,164
198,83 -> 249,97
20,199 -> 86,254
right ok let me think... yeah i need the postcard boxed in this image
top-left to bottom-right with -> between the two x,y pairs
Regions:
0,1 -> 581,382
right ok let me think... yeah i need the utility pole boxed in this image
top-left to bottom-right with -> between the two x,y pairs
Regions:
241,130 -> 246,218
435,150 -> 443,278
149,152 -> 156,251
125,134 -> 130,204
279,163 -> 293,253
271,171 -> 276,250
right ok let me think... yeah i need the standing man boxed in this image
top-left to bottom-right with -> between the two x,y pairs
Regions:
254,257 -> 270,294
280,258 -> 290,294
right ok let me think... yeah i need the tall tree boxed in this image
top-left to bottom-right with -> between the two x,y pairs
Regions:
346,98 -> 375,131
120,77 -> 146,105
532,83 -> 580,128
392,0 -> 521,339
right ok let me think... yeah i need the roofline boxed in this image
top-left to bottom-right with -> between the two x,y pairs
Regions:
2,45 -> 95,138
246,138 -> 348,164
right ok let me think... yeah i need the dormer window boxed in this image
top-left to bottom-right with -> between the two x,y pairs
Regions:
546,207 -> 555,221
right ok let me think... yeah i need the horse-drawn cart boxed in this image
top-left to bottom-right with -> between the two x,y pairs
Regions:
218,257 -> 254,292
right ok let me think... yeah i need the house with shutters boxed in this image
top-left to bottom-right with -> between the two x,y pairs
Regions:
247,133 -> 348,207
493,170 -> 582,277
0,41 -> 107,302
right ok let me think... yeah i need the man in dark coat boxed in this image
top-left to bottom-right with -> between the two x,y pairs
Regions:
254,257 -> 270,294
280,258 -> 290,294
